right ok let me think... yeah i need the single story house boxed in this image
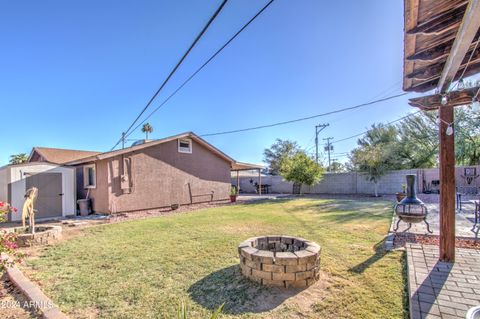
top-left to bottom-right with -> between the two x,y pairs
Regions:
25,132 -> 261,214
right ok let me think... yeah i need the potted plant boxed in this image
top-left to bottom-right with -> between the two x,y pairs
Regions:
396,183 -> 407,202
230,186 -> 238,203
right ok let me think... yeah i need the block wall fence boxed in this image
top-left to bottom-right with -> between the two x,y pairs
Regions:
232,166 -> 480,195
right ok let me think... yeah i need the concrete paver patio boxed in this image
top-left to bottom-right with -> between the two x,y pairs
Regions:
407,244 -> 480,319
392,202 -> 479,239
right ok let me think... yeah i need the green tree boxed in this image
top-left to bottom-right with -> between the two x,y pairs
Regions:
350,146 -> 389,197
396,111 -> 438,168
280,151 -> 324,194
9,153 -> 28,165
263,139 -> 300,175
454,107 -> 480,165
141,123 -> 153,140
329,161 -> 346,173
349,124 -> 400,196
348,108 -> 480,172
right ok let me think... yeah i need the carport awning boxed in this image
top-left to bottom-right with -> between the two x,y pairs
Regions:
231,162 -> 263,171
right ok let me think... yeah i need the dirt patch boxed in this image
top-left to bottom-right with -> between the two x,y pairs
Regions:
0,273 -> 40,319
107,200 -> 234,223
271,272 -> 335,316
68,306 -> 100,319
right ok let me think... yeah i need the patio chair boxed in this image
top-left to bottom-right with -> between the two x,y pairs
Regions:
469,198 -> 479,227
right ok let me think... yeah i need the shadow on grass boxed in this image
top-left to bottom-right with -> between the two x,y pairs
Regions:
188,265 -> 304,314
284,203 -> 390,227
401,251 -> 410,319
348,239 -> 387,274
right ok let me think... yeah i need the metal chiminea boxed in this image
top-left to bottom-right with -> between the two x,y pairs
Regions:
394,174 -> 432,233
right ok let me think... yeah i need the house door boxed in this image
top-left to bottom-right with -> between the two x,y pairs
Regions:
25,173 -> 63,218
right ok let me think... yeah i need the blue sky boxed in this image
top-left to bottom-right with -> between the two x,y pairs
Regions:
0,0 -> 418,166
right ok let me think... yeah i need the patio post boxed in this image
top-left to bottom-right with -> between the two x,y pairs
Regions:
439,104 -> 456,262
236,170 -> 240,193
258,169 -> 262,195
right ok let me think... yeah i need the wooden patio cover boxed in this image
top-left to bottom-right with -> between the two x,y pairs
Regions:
404,0 -> 480,93
403,0 -> 480,261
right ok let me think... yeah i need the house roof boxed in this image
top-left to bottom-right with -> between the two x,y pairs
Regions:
231,161 -> 264,171
403,0 -> 480,92
65,132 -> 262,170
28,147 -> 101,165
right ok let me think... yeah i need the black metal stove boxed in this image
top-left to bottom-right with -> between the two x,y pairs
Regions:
394,174 -> 432,233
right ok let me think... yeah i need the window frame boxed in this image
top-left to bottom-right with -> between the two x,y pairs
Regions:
83,164 -> 97,189
178,138 -> 192,154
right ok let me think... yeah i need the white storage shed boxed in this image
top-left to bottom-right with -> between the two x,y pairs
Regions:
0,162 -> 76,222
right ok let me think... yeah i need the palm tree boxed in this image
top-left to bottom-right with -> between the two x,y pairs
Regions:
141,123 -> 153,140
9,153 -> 28,165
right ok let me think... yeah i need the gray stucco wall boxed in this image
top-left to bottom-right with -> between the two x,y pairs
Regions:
105,139 -> 231,213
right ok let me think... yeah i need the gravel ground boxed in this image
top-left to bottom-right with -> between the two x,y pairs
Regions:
394,232 -> 480,249
107,200 -> 235,223
0,273 -> 39,319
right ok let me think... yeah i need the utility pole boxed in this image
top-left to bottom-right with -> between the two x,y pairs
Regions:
121,132 -> 126,149
315,124 -> 329,164
324,137 -> 334,170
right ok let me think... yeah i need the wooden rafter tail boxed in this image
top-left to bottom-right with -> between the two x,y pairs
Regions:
407,34 -> 480,62
437,0 -> 480,93
406,42 -> 480,80
409,66 -> 480,92
408,86 -> 480,110
403,0 -> 420,92
407,4 -> 467,36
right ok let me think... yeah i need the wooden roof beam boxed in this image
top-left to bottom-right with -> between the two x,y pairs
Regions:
408,86 -> 480,110
437,0 -> 480,93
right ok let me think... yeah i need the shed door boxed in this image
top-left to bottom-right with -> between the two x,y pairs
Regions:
25,173 -> 63,218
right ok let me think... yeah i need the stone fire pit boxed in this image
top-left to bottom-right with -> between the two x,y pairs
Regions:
238,235 -> 321,288
2,225 -> 62,247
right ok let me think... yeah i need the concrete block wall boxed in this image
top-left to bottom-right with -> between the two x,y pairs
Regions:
354,169 -> 419,194
232,165 -> 480,195
305,173 -> 357,194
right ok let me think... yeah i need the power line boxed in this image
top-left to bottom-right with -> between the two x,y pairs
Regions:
123,0 -> 277,142
111,0 -> 229,150
332,110 -> 422,144
327,82 -> 404,126
323,137 -> 333,169
450,34 -> 480,92
200,92 -> 409,137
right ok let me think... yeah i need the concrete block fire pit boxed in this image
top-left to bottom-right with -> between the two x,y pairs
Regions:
238,235 -> 321,288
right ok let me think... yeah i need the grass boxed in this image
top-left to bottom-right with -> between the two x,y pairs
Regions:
24,198 -> 407,319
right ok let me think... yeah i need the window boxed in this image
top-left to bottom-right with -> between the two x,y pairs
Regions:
83,164 -> 96,188
178,138 -> 192,154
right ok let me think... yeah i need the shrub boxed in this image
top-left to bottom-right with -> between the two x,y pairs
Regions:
0,201 -> 20,269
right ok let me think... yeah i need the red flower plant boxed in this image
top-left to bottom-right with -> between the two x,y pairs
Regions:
1,201 -> 22,270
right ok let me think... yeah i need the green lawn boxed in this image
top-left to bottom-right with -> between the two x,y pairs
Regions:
25,198 -> 407,319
